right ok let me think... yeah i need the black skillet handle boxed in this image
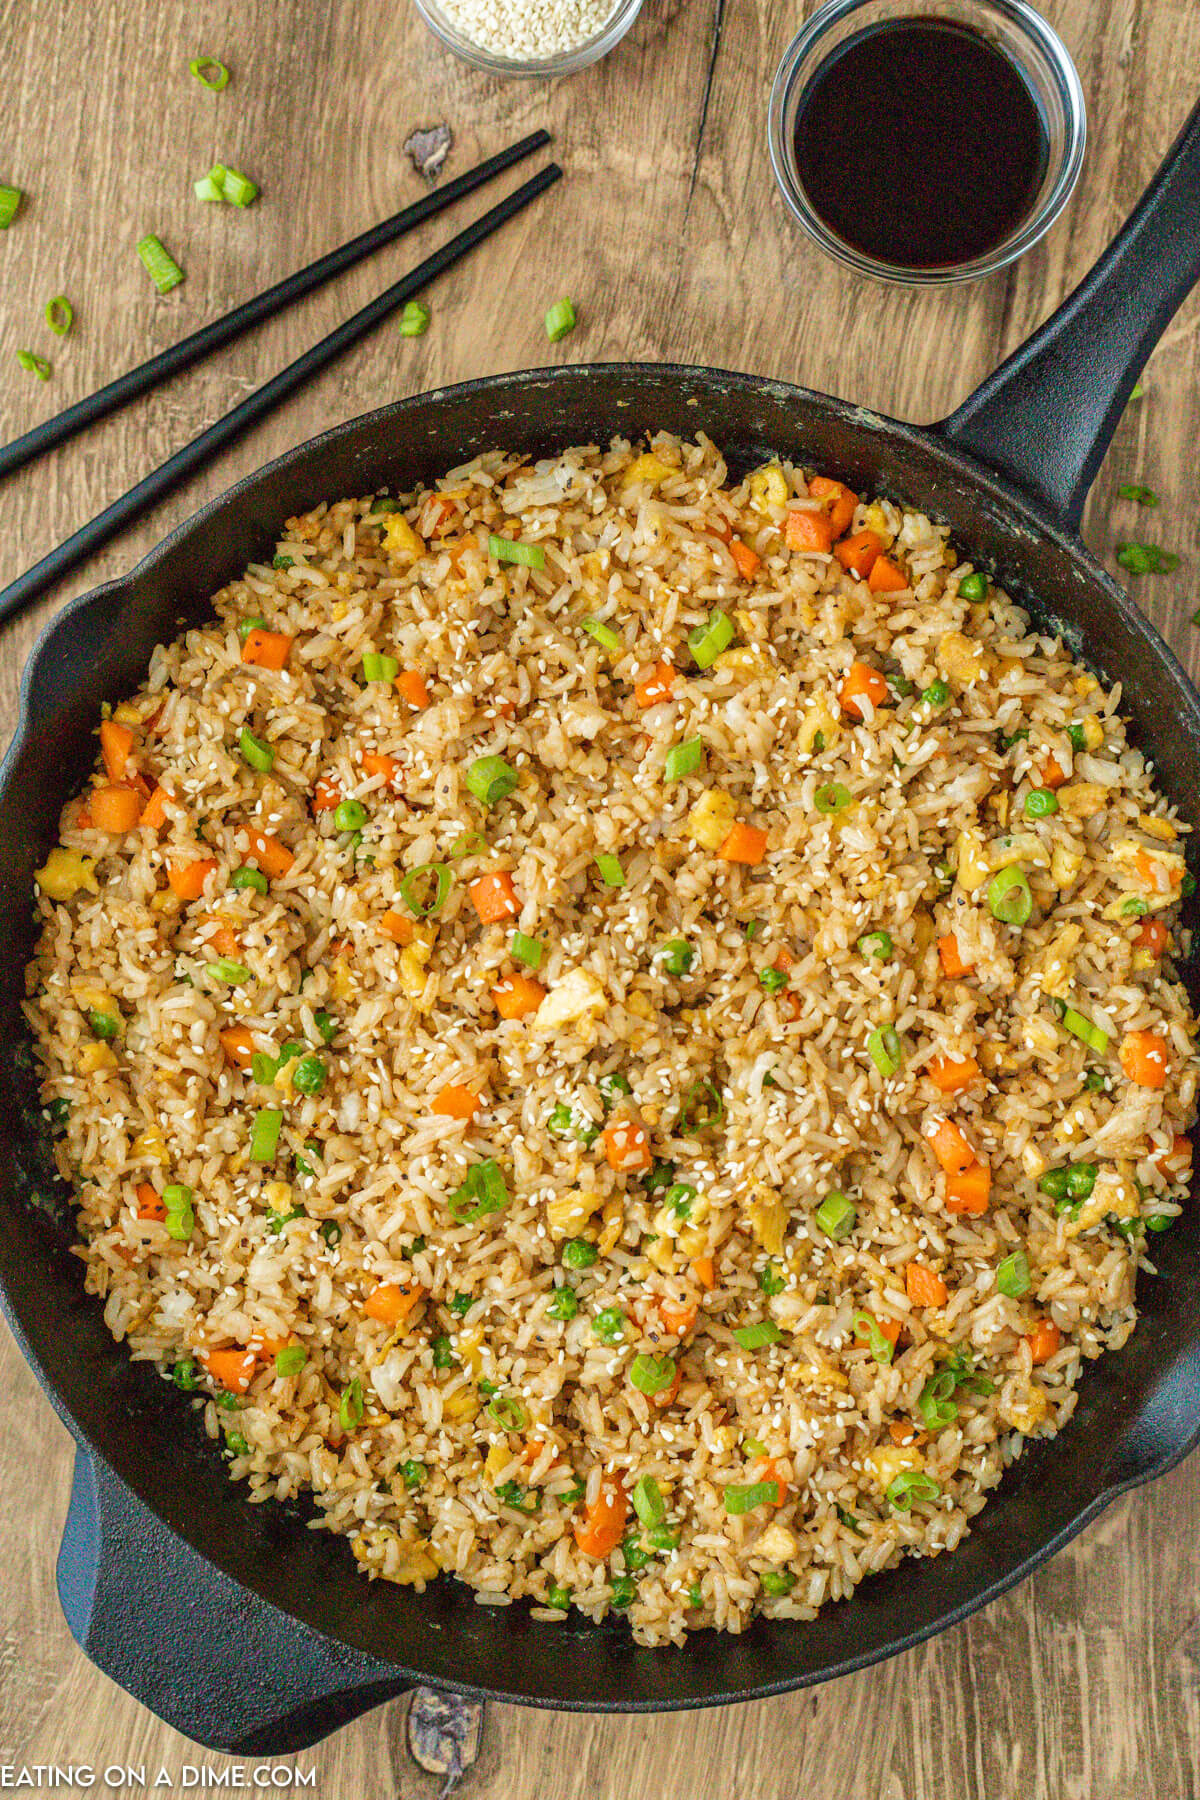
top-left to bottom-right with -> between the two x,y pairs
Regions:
937,94 -> 1200,531
57,1449 -> 410,1754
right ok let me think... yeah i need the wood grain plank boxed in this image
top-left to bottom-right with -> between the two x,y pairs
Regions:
1,0 -> 1199,1794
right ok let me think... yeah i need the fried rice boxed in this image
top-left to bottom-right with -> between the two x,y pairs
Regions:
25,432 -> 1197,1645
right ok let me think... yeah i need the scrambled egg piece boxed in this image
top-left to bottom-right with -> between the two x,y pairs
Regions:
547,1187 -> 604,1240
535,967 -> 607,1032
382,515 -> 424,559
35,849 -> 98,902
865,1444 -> 924,1491
686,788 -> 738,852
746,1183 -> 787,1256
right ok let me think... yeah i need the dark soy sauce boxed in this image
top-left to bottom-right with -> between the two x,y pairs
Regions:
792,19 -> 1049,269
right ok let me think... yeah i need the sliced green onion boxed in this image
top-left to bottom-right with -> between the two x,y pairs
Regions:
249,1108 -> 283,1163
758,1261 -> 785,1296
194,171 -> 225,203
230,864 -> 268,895
815,1190 -> 856,1240
339,1376 -> 364,1430
544,298 -> 577,342
886,1471 -> 941,1511
251,1052 -> 277,1085
660,938 -> 694,976
957,572 -> 987,600
581,616 -> 622,652
0,184 -> 23,228
632,1474 -> 666,1526
1121,897 -> 1149,917
511,930 -> 544,969
218,166 -> 258,207
267,1204 -> 305,1235
163,1183 -> 195,1241
562,1237 -> 597,1270
136,234 -> 184,294
1024,787 -> 1059,819
678,1077 -> 723,1136
447,1157 -> 510,1224
44,296 -> 73,337
858,930 -> 893,960
238,727 -> 274,772
431,1335 -> 455,1370
1117,541 -> 1178,575
645,1524 -> 678,1552
1130,379 -> 1145,400
1118,484 -> 1159,507
189,55 -> 231,89
688,609 -> 734,670
867,1024 -> 903,1078
275,1345 -> 308,1377
917,1370 -> 959,1430
853,1311 -> 895,1365
595,853 -> 625,888
399,861 -> 452,917
487,1394 -> 529,1431
361,652 -> 399,683
629,1353 -> 677,1397
319,1219 -> 341,1247
273,554 -> 294,571
600,1072 -> 633,1107
732,1320 -> 781,1350
996,1250 -> 1030,1298
724,1481 -> 780,1515
489,534 -> 545,569
665,737 -> 704,782
16,350 -> 50,381
814,782 -> 852,814
986,866 -> 1032,926
449,832 -> 487,860
466,754 -> 519,805
206,957 -> 251,985
1062,1007 -> 1109,1055
399,300 -> 431,337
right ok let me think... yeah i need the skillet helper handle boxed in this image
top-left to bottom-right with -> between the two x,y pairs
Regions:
57,1449 -> 410,1754
938,93 -> 1200,531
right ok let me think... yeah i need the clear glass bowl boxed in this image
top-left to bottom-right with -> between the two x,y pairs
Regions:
767,0 -> 1087,285
413,0 -> 643,77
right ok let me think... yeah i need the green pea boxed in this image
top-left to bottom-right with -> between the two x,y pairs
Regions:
547,1285 -> 578,1320
562,1238 -> 598,1270
292,1055 -> 327,1096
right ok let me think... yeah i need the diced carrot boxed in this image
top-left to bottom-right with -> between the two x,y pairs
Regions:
423,495 -> 459,536
494,699 -> 517,720
1134,847 -> 1182,892
729,537 -> 761,580
718,822 -> 769,865
1042,756 -> 1066,790
361,752 -> 403,789
690,1255 -> 716,1290
90,784 -> 142,833
784,508 -> 834,553
395,669 -> 431,710
312,776 -> 342,814
100,719 -> 135,782
772,946 -> 794,973
433,1084 -> 481,1121
469,871 -> 520,924
937,933 -> 975,980
379,910 -> 415,945
905,1263 -> 949,1307
888,1420 -> 930,1448
75,802 -> 93,830
782,990 -> 803,1022
1026,1319 -> 1061,1365
241,629 -> 292,671
868,554 -> 908,594
1120,1029 -> 1170,1089
602,1112 -> 653,1173
239,828 -> 294,879
522,1436 -> 547,1465
945,1161 -> 991,1214
203,922 -> 241,959
834,530 -> 883,579
136,1182 -> 166,1222
635,660 -> 677,708
1156,1132 -> 1192,1179
139,784 -> 170,830
928,1054 -> 981,1094
199,1348 -> 258,1394
492,973 -> 546,1020
657,1295 -> 698,1337
839,661 -> 889,719
219,1026 -> 256,1070
752,1456 -> 790,1504
809,475 -> 858,537
573,1477 -> 628,1558
926,1118 -> 978,1176
1135,918 -> 1169,956
167,857 -> 217,902
363,1282 -> 425,1325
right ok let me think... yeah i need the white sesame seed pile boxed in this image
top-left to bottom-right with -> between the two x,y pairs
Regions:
438,0 -> 619,60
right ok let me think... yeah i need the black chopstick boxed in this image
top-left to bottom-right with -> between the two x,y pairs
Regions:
0,162 -> 562,629
0,129 -> 551,485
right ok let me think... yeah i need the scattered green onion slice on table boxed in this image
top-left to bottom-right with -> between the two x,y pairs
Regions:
230,864 -> 268,895
219,167 -> 258,206
987,865 -> 1033,926
339,1376 -> 364,1430
399,300 -> 431,337
595,853 -> 625,888
544,298 -> 576,342
195,171 -> 225,203
206,957 -> 251,985
996,1250 -> 1030,1298
163,1183 -> 194,1241
886,1471 -> 941,1511
854,1311 -> 895,1365
399,861 -> 452,917
665,737 -> 705,782
867,1024 -> 903,1078
1116,541 -> 1179,575
1118,483 -> 1159,506
249,1108 -> 283,1163
16,350 -> 50,380
0,184 -> 23,228
511,930 -> 543,969
361,651 -> 399,683
489,533 -> 545,569
581,615 -> 622,652
814,782 -> 852,814
465,754 -> 518,805
44,296 -> 73,336
136,234 -> 185,294
189,54 -> 231,89
732,1320 -> 781,1351
238,727 -> 274,772
629,1353 -> 677,1395
724,1481 -> 780,1515
275,1345 -> 308,1377
688,609 -> 734,670
815,1190 -> 856,1240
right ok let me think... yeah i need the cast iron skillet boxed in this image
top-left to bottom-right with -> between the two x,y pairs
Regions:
2,99 -> 1199,1757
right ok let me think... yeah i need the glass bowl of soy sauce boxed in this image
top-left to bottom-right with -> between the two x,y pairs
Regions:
767,0 -> 1086,284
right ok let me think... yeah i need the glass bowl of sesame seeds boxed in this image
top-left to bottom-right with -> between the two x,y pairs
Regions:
412,0 -> 643,77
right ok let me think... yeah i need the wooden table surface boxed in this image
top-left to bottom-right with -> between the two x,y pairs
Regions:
2,1 -> 1199,1794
